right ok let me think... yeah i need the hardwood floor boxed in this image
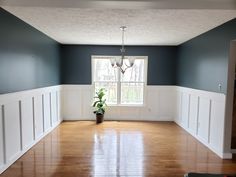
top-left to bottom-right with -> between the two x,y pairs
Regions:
1,121 -> 236,177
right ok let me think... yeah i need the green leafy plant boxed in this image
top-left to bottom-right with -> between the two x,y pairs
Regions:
93,88 -> 107,115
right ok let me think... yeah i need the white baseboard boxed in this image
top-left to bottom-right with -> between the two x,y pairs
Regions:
231,149 -> 236,154
222,152 -> 233,159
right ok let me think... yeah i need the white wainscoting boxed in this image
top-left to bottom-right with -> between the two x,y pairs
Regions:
61,85 -> 176,121
0,86 -> 62,174
175,86 -> 229,159
61,85 -> 230,159
0,84 -> 231,175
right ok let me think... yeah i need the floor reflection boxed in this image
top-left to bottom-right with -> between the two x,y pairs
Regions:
1,121 -> 236,177
0,127 -> 61,177
93,130 -> 144,176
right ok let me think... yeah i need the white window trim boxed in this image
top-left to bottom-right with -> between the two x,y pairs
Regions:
91,55 -> 148,107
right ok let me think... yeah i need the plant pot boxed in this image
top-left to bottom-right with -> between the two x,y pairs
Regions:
96,114 -> 104,124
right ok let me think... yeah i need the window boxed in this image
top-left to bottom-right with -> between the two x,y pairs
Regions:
92,56 -> 147,105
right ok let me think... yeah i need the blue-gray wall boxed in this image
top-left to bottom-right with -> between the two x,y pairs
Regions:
2,6 -> 236,94
0,8 -> 60,94
177,18 -> 236,94
60,45 -> 177,85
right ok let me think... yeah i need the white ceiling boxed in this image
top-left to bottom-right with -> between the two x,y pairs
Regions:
1,0 -> 236,45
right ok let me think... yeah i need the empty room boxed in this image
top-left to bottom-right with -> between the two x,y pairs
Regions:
1,0 -> 236,176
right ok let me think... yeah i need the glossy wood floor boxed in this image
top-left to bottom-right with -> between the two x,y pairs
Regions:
1,121 -> 236,177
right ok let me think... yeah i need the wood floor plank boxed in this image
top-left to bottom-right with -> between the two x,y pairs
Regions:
1,121 -> 236,177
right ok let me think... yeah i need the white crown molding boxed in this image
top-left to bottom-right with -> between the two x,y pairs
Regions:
1,0 -> 236,9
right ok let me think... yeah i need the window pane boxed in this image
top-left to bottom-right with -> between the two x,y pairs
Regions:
121,59 -> 144,82
121,83 -> 144,104
94,59 -> 118,81
95,82 -> 117,104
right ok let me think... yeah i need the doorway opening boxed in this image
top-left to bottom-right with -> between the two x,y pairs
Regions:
232,43 -> 236,150
227,40 -> 236,151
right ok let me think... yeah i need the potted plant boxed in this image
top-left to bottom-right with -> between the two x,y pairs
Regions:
93,88 -> 107,124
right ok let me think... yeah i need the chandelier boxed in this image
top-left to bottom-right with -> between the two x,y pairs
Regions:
110,26 -> 135,74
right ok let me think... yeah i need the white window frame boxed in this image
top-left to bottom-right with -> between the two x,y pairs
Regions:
91,55 -> 148,106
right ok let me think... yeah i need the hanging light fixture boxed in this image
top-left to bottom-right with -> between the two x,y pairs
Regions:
110,26 -> 135,74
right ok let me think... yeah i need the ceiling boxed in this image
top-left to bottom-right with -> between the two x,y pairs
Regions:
1,0 -> 236,45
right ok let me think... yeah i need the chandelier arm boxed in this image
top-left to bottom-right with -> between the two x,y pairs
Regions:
125,62 -> 132,68
118,66 -> 125,74
123,66 -> 130,74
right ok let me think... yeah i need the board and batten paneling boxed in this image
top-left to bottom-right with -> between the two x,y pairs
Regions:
209,99 -> 225,154
62,88 -> 82,120
62,85 -> 229,158
51,91 -> 58,124
197,97 -> 211,143
43,93 -> 51,132
0,84 -> 230,175
157,87 -> 176,120
61,85 -> 229,158
57,91 -> 62,123
175,91 -> 182,124
61,85 -> 176,121
188,95 -> 199,135
34,95 -> 44,139
175,86 -> 228,159
181,92 -> 190,128
20,98 -> 34,150
0,86 -> 62,174
4,102 -> 21,162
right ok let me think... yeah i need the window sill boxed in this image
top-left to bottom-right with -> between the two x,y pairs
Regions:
106,104 -> 145,107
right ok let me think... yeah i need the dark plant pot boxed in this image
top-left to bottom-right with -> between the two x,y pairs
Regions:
96,114 -> 104,124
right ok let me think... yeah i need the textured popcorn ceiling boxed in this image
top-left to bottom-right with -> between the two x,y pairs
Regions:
2,7 -> 236,45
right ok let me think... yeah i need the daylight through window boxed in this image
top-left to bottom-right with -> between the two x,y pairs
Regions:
92,56 -> 147,105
